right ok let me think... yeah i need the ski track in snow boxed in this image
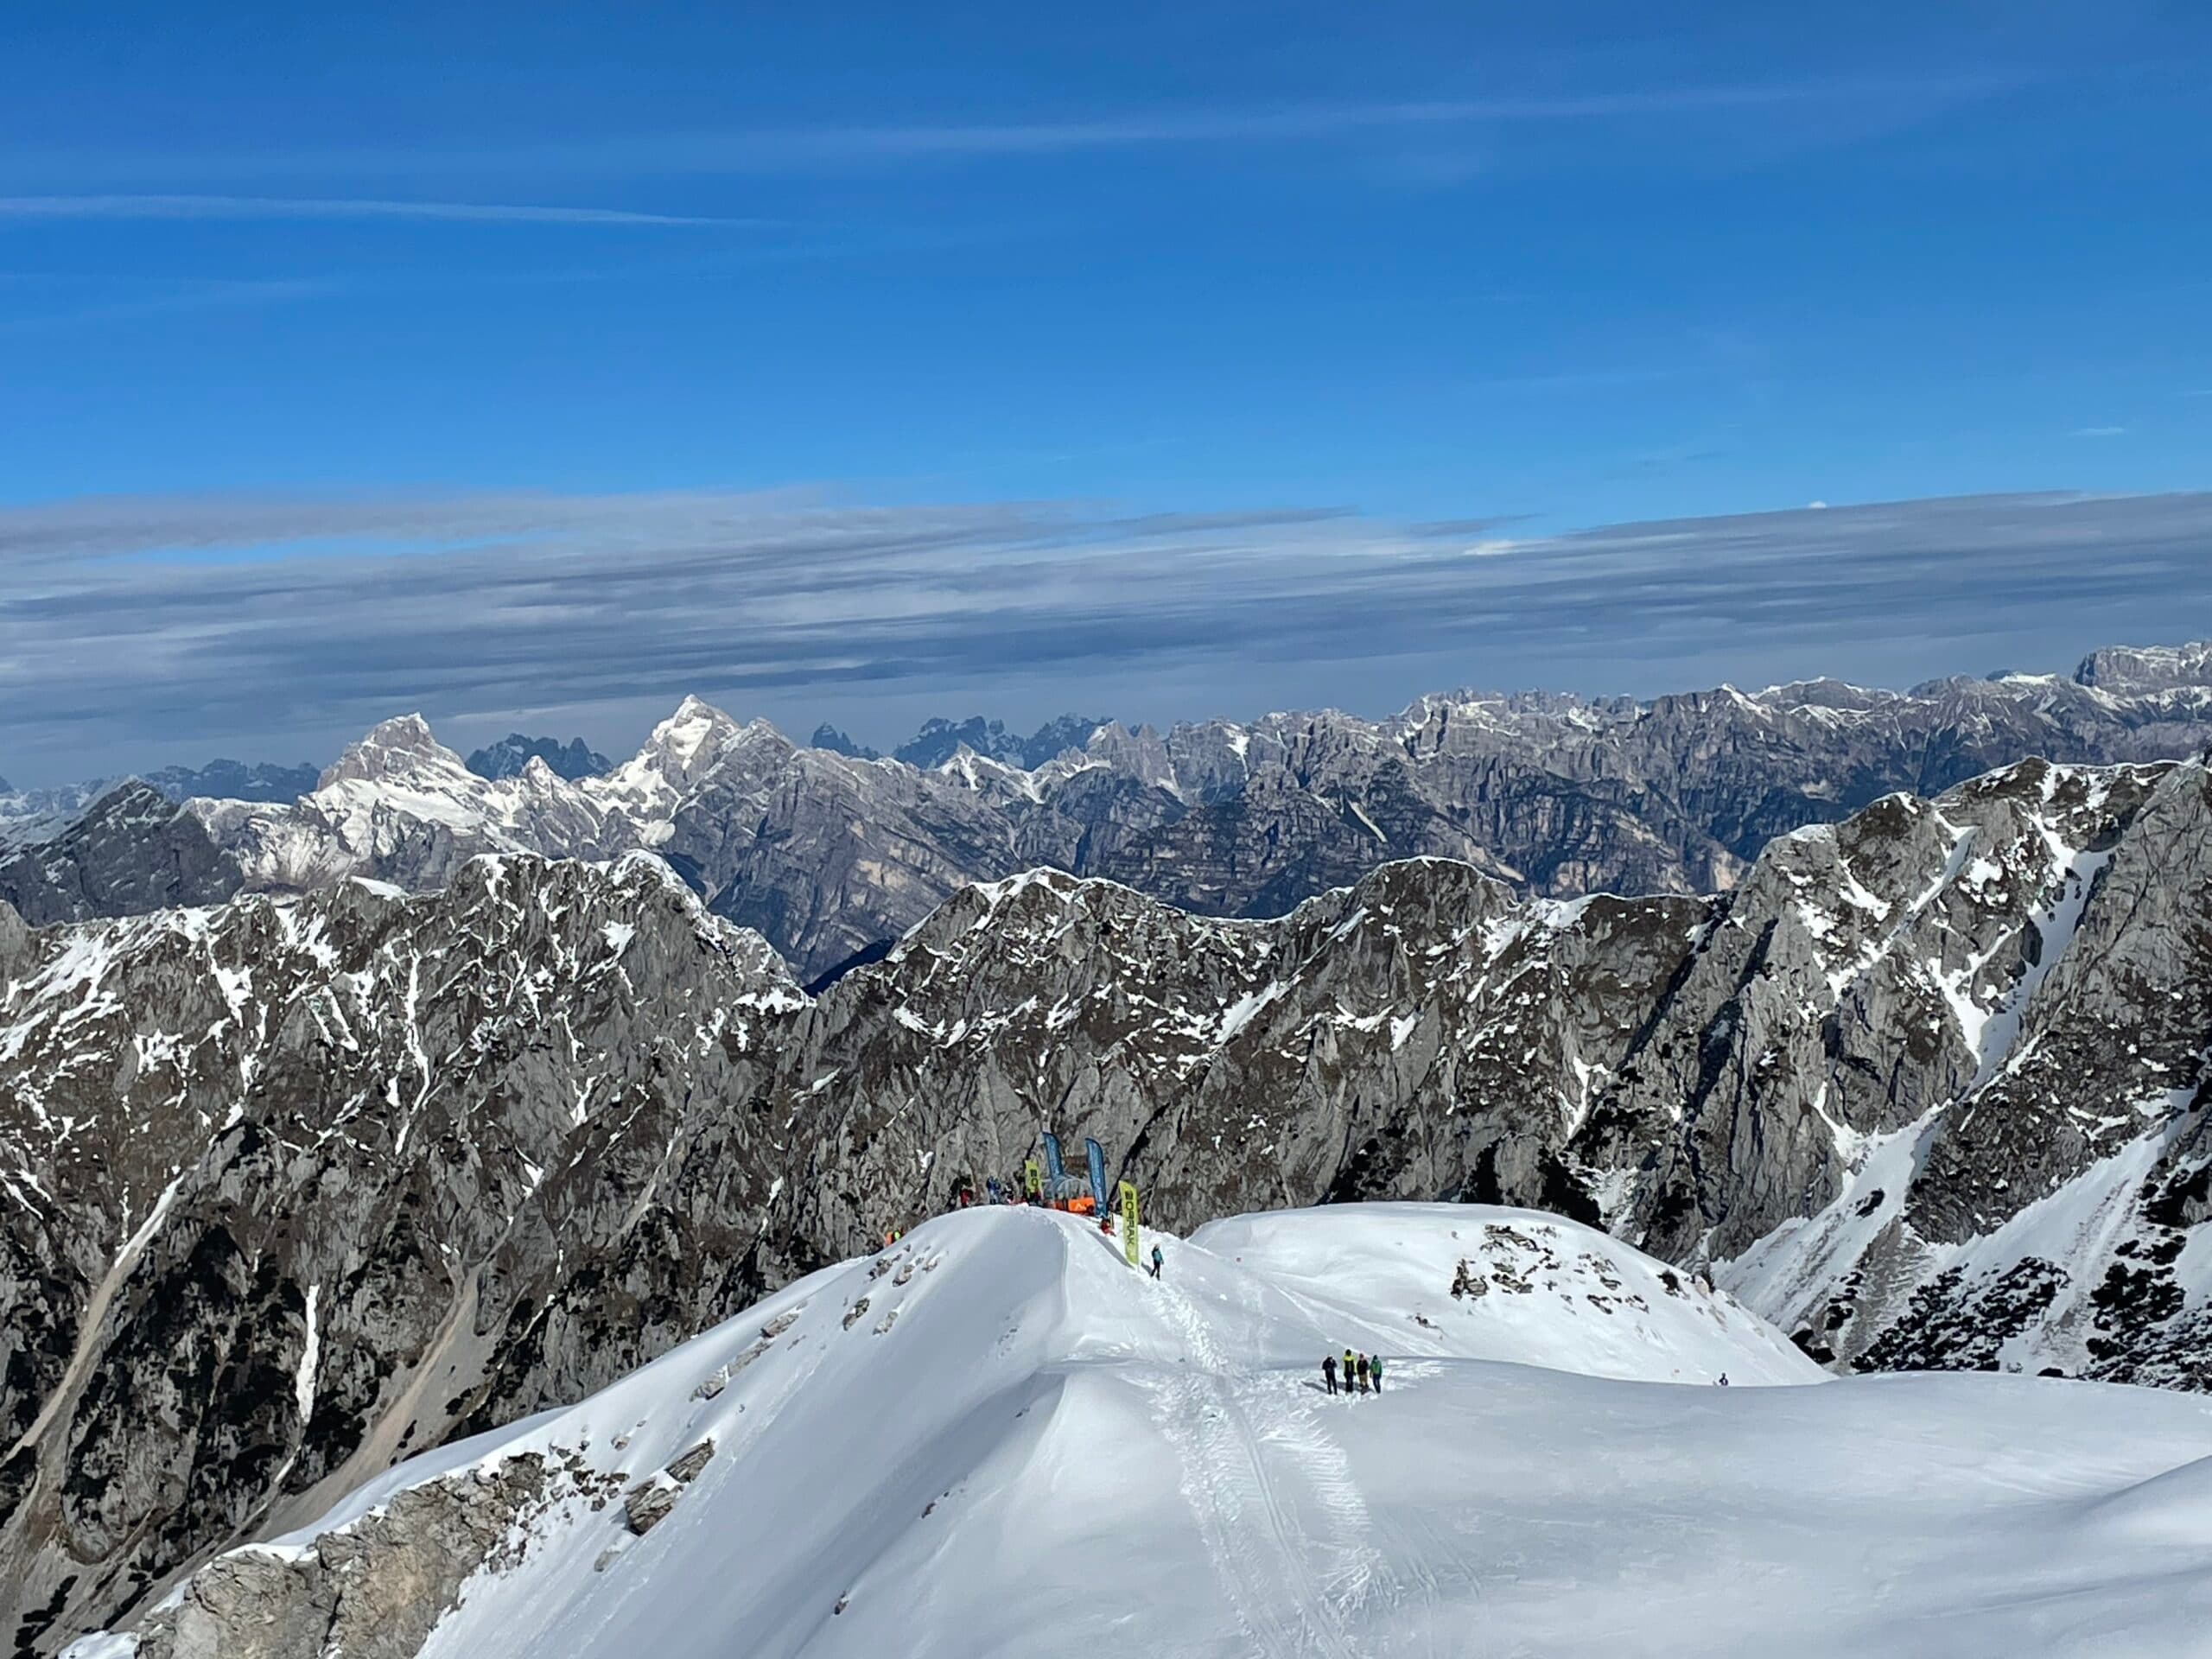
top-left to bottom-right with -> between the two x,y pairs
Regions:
79,1205 -> 2212,1659
1141,1270 -> 1422,1658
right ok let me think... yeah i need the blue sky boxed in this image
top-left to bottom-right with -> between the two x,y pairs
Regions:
3,3 -> 2209,780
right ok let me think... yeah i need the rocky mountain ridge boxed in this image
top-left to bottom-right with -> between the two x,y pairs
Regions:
461,735 -> 610,783
3,751 -> 2209,1650
137,763 -> 320,807
0,785 -> 241,929
8,638 -> 2184,981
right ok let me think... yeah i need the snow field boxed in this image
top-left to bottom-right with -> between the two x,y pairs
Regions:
79,1202 -> 2212,1659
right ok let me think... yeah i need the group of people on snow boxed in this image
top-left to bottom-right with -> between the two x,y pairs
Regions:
1322,1350 -> 1382,1396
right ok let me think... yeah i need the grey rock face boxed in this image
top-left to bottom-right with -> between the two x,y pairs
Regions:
2072,640 -> 2212,694
7,758 -> 2212,1652
622,1438 -> 714,1535
808,723 -> 879,760
178,641 -> 2212,981
890,714 -> 1108,770
28,640 -> 2212,984
0,855 -> 798,1653
0,783 -> 242,925
463,734 -> 612,782
0,784 -> 103,861
129,1452 -> 587,1659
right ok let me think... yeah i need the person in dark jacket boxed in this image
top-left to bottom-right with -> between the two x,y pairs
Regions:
1322,1353 -> 1338,1395
1355,1353 -> 1371,1394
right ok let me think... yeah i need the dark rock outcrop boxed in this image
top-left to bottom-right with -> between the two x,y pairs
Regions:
807,724 -> 879,761
463,735 -> 612,783
0,783 -> 242,925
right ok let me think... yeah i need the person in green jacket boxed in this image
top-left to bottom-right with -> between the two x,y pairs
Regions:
1370,1353 -> 1385,1394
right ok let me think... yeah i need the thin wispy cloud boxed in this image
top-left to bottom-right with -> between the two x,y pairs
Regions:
3,486 -> 2209,782
715,79 -> 1990,161
6,73 -> 2016,188
0,276 -> 332,335
0,194 -> 745,227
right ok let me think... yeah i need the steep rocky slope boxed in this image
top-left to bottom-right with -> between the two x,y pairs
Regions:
0,785 -> 241,928
3,753 -> 2210,1651
133,639 -> 2212,980
0,855 -> 800,1654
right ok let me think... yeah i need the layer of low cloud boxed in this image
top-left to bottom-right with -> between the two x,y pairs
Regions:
4,486 -> 2210,784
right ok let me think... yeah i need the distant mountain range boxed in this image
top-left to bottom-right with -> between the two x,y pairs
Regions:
140,759 -> 322,804
4,639 -> 2210,979
463,733 -> 612,781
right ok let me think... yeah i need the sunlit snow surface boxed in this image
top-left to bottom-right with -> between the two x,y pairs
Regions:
81,1205 -> 2212,1658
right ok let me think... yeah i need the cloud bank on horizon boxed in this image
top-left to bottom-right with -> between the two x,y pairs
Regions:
5,486 -> 2210,785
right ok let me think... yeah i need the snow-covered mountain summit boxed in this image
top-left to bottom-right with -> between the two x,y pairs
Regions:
77,1204 -> 2212,1659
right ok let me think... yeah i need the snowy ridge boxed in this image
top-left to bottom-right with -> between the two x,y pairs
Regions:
77,1204 -> 2212,1659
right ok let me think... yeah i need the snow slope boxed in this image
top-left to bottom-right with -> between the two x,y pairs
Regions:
80,1205 -> 2212,1659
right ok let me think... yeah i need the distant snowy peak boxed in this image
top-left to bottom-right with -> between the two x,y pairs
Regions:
2075,639 -> 2212,694
609,696 -> 749,799
315,713 -> 473,791
1752,677 -> 1898,714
